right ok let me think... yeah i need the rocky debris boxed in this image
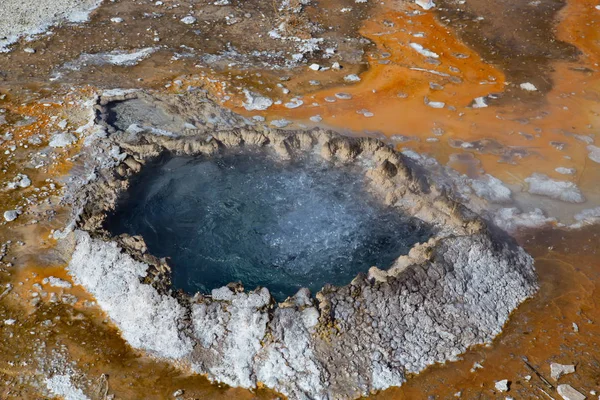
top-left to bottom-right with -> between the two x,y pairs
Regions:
587,145 -> 600,163
3,210 -> 18,222
550,363 -> 575,380
180,16 -> 196,25
42,276 -> 73,289
495,379 -> 510,392
6,174 -> 31,189
520,82 -> 538,91
557,384 -> 586,400
344,74 -> 361,82
525,173 -> 585,203
416,0 -> 436,10
62,91 -> 538,400
242,90 -> 273,111
49,132 -> 77,148
556,167 -> 576,175
410,43 -> 439,58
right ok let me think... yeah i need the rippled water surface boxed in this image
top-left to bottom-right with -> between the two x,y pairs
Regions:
106,149 -> 433,300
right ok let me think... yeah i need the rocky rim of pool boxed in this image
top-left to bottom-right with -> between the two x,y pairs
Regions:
58,90 -> 538,400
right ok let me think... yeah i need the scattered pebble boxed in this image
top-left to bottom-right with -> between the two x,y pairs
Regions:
49,133 -> 77,148
472,96 -> 488,108
24,47 -> 35,54
180,16 -> 197,25
309,115 -> 323,122
110,17 -> 124,23
495,379 -> 510,392
556,167 -> 576,175
270,119 -> 291,128
309,64 -> 321,71
3,210 -> 18,222
550,363 -> 575,380
520,82 -> 538,91
416,0 -> 436,9
344,74 -> 361,83
335,92 -> 352,100
557,384 -> 586,400
284,98 -> 304,109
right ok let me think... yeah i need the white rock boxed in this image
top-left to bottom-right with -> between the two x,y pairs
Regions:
180,16 -> 197,25
24,47 -> 35,54
557,384 -> 586,400
555,167 -> 576,175
410,43 -> 439,58
525,173 -> 585,203
309,115 -> 323,122
427,101 -> 445,109
587,145 -> 600,163
332,62 -> 342,70
416,0 -> 436,9
3,210 -> 18,222
309,64 -> 321,71
270,119 -> 291,128
495,379 -> 510,392
520,82 -> 538,91
472,96 -> 488,108
284,98 -> 304,109
110,17 -> 123,23
49,133 -> 77,148
551,363 -> 575,380
242,90 -> 273,111
3,319 -> 15,325
43,276 -> 73,289
344,74 -> 361,82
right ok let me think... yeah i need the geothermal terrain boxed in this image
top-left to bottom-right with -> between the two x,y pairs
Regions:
0,0 -> 599,399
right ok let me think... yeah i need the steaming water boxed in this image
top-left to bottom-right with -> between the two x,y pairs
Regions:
105,149 -> 433,300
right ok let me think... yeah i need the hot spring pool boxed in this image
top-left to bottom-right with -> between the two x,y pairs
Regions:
105,149 -> 433,300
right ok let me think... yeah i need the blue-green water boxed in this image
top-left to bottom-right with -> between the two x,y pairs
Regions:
105,149 -> 433,301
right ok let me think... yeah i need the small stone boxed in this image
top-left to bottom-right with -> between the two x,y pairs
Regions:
309,64 -> 321,71
416,0 -> 436,9
427,101 -> 445,109
572,322 -> 579,332
23,48 -> 35,54
495,380 -> 510,392
332,62 -> 342,70
520,82 -> 538,91
551,363 -> 576,380
110,17 -> 124,23
284,99 -> 303,109
309,115 -> 323,123
3,211 -> 18,222
49,133 -> 77,148
524,375 -> 532,381
344,74 -> 361,82
557,384 -> 586,400
172,389 -> 184,397
472,97 -> 488,108
335,93 -> 352,100
180,16 -> 197,24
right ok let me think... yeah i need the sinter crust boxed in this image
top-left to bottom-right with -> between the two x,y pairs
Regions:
65,91 -> 537,400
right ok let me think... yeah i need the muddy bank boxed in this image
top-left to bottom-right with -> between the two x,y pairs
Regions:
53,90 -> 538,399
